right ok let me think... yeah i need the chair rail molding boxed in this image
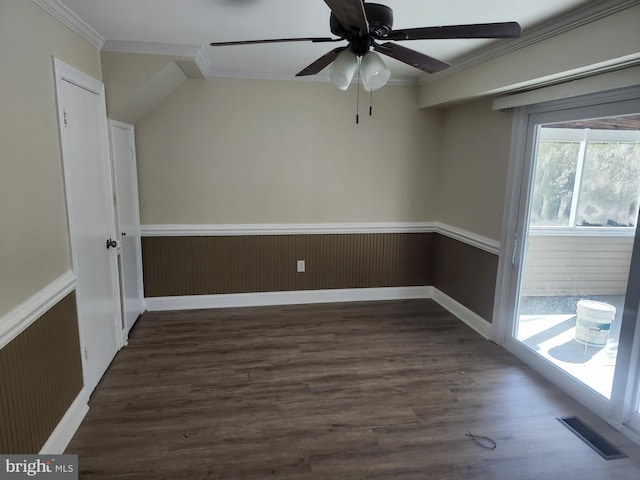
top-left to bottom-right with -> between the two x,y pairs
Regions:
0,270 -> 76,350
141,222 -> 500,255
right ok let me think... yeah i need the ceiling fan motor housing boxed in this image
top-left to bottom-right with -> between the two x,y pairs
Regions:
330,3 -> 394,39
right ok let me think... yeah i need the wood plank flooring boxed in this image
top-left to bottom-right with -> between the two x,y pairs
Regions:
67,300 -> 640,479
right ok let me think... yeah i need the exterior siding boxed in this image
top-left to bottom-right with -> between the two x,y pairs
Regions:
521,235 -> 633,296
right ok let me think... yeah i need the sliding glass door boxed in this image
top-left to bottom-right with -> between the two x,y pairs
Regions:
515,122 -> 640,399
501,88 -> 640,442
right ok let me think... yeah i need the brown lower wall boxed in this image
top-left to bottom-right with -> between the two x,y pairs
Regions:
433,235 -> 498,322
142,232 -> 499,321
142,233 -> 434,296
0,292 -> 83,454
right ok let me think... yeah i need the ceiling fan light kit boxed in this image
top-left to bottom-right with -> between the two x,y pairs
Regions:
328,49 -> 358,90
328,50 -> 390,91
211,0 -> 522,92
360,52 -> 390,91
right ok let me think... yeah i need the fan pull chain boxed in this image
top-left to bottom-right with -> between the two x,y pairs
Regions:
369,89 -> 373,116
355,57 -> 361,124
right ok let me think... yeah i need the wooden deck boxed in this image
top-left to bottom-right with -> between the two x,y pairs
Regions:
67,299 -> 640,479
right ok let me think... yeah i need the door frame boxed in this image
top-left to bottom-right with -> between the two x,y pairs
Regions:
109,119 -> 144,342
53,58 -> 124,391
494,85 -> 640,436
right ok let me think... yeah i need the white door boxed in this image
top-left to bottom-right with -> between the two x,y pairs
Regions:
110,120 -> 144,337
54,60 -> 122,394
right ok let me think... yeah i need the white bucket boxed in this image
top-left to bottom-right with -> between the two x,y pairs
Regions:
574,300 -> 616,347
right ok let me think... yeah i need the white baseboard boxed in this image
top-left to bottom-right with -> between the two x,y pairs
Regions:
145,286 -> 432,311
39,388 -> 89,455
145,286 -> 492,339
430,288 -> 493,339
621,424 -> 640,446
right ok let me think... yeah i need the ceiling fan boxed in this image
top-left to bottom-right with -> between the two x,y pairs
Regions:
210,0 -> 522,87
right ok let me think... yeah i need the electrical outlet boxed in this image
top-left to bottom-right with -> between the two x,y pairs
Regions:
297,260 -> 305,273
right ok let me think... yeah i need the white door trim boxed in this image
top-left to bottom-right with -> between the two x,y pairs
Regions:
53,58 -> 124,392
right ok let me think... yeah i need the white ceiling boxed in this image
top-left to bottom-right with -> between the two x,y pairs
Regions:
57,0 -> 597,83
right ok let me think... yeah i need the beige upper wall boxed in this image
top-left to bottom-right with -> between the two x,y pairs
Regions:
437,99 -> 513,241
419,4 -> 640,107
0,0 -> 101,315
101,52 -> 186,122
424,6 -> 640,238
135,77 -> 442,224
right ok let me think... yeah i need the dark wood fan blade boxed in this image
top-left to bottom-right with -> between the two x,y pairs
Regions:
324,0 -> 369,35
374,42 -> 450,73
296,47 -> 347,76
387,22 -> 522,41
211,37 -> 339,46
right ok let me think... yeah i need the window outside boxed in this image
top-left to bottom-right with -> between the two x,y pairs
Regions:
530,127 -> 640,230
577,142 -> 640,227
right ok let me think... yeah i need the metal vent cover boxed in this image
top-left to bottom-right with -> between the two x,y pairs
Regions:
557,416 -> 627,460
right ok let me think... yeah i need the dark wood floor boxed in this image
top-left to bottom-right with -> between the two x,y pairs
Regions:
67,300 -> 640,479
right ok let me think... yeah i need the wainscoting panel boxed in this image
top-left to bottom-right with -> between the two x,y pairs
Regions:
433,234 -> 498,322
0,292 -> 83,454
142,233 -> 434,297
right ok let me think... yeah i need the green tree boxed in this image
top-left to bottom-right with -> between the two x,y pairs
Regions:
530,141 -> 579,226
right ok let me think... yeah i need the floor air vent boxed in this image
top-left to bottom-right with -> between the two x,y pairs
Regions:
557,416 -> 627,460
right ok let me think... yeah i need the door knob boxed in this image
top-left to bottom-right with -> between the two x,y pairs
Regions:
106,239 -> 118,249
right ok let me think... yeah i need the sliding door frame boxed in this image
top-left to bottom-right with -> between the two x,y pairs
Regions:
494,85 -> 640,438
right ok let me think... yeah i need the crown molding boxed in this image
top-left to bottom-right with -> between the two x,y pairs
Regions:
103,42 -> 213,78
492,59 -> 640,109
101,42 -> 418,85
32,0 -> 105,50
102,40 -> 201,57
419,0 -> 640,86
33,0 -> 636,86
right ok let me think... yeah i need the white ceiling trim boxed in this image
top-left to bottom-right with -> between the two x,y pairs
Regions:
35,0 -> 634,87
32,0 -> 105,50
102,39 -> 417,85
194,48 -> 211,78
102,40 -> 201,57
492,61 -> 640,110
419,0 -> 639,86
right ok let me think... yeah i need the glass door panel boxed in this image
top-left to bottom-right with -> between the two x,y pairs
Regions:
514,115 -> 640,400
627,326 -> 640,434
